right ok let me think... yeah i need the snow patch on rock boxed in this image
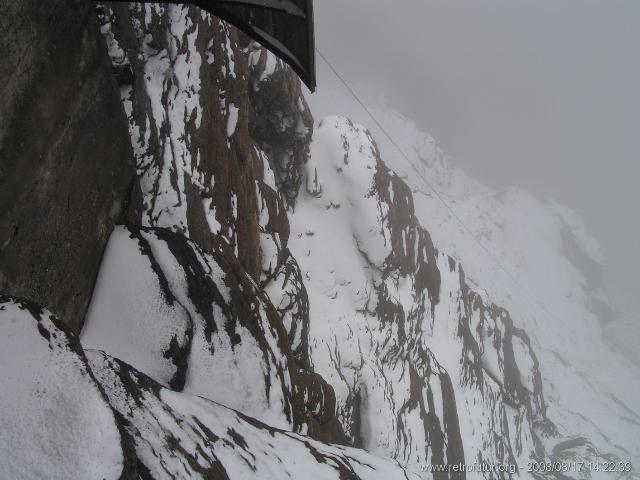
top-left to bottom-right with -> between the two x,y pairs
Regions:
0,298 -> 124,480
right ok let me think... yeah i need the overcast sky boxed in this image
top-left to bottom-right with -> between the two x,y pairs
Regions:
308,0 -> 639,308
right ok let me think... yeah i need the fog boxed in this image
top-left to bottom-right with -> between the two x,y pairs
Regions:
308,0 -> 639,312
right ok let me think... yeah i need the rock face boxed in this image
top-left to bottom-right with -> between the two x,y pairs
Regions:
0,0 -> 141,333
81,224 -> 329,434
287,117 -> 550,474
93,1 -> 343,443
97,2 -> 311,275
88,349 -> 424,480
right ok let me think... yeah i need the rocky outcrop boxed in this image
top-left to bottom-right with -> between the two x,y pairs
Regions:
81,224 -> 327,435
0,295 -> 422,479
289,116 -> 634,478
0,0 -> 140,333
94,2 -> 343,443
289,117 -> 466,475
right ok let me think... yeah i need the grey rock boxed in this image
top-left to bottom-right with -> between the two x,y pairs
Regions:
0,0 -> 140,333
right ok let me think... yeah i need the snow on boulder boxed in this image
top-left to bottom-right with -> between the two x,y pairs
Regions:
0,297 -> 127,480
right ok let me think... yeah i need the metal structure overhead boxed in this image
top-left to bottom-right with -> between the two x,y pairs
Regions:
105,0 -> 316,91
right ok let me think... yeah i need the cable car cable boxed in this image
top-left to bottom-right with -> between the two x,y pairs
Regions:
315,47 -> 564,327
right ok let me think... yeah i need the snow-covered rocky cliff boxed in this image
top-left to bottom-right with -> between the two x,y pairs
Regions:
350,107 -> 640,470
0,2 -> 637,479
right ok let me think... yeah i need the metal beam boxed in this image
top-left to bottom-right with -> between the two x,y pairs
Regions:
215,0 -> 306,18
101,0 -> 316,91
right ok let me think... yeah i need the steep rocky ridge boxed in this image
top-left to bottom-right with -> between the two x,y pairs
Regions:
81,224 -> 333,436
288,117 -> 558,476
352,105 -> 640,470
310,87 -> 639,472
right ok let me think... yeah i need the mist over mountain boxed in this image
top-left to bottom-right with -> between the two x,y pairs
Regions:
311,0 -> 640,311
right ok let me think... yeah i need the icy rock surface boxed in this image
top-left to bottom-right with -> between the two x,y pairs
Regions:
357,107 -> 640,470
82,225 -> 317,433
289,115 -> 638,478
0,297 -> 127,480
88,349 -> 422,480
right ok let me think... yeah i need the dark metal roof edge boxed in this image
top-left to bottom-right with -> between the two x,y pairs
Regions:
203,3 -> 316,91
306,0 -> 316,92
101,0 -> 316,91
214,0 -> 306,18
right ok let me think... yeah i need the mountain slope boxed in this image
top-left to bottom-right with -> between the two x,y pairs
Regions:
288,116 -> 555,476
357,106 -> 640,467
0,296 -> 423,479
0,3 -> 637,479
